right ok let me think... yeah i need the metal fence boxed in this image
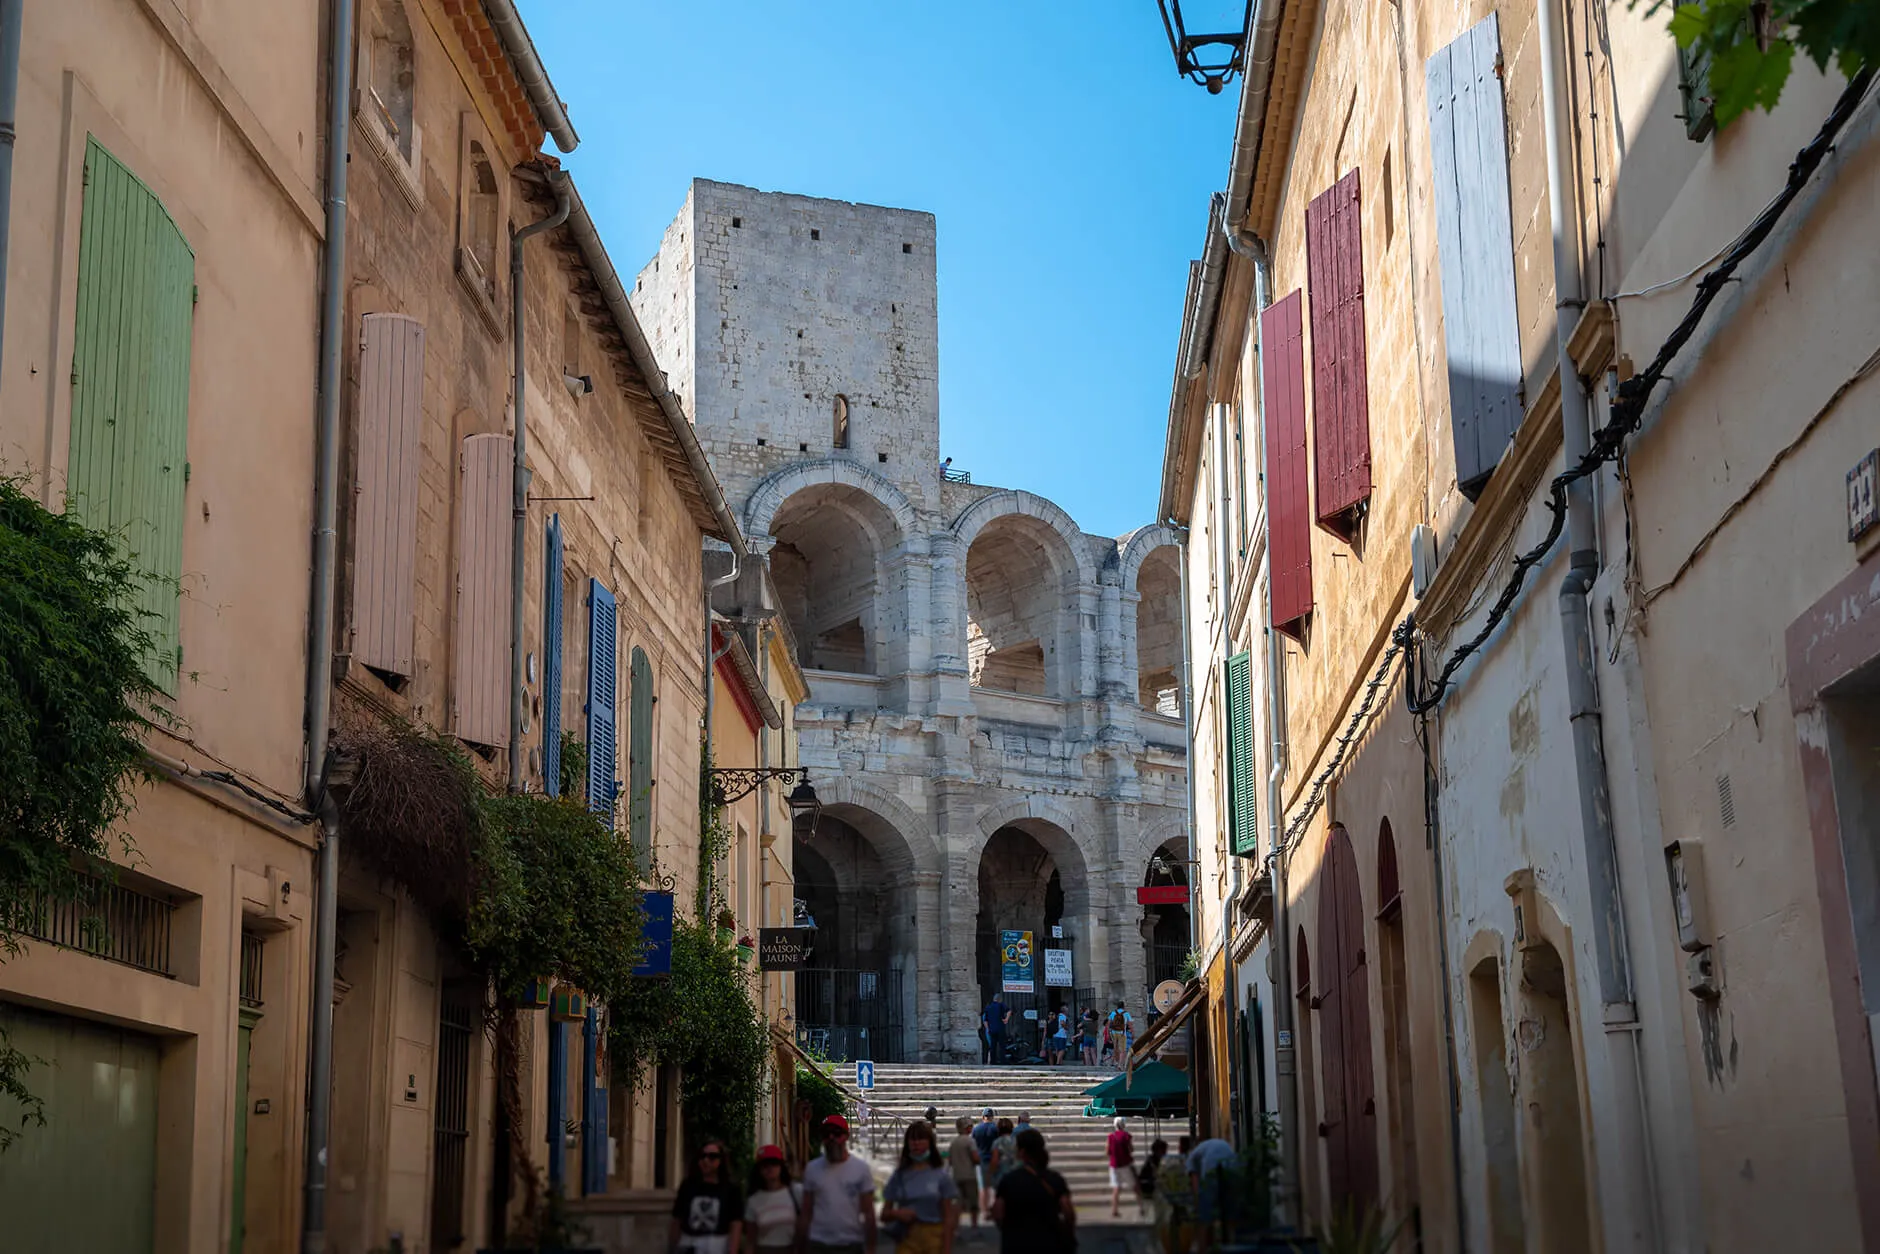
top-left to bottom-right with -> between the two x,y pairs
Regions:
17,871 -> 176,976
794,968 -> 907,1062
1150,942 -> 1189,988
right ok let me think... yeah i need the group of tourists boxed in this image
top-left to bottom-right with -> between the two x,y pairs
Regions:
1098,1121 -> 1245,1254
979,997 -> 1137,1067
667,1109 -> 1076,1254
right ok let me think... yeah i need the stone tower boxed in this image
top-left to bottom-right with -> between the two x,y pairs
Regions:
634,181 -> 1190,1063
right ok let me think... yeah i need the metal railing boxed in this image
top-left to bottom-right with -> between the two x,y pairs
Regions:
16,871 -> 176,977
942,465 -> 972,483
240,932 -> 266,1008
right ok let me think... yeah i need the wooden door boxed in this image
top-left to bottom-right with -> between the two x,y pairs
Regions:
1315,826 -> 1379,1212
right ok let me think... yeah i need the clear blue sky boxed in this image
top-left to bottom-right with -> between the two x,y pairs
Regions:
518,1 -> 1236,537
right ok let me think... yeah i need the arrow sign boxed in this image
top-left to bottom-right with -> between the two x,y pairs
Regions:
855,1060 -> 875,1091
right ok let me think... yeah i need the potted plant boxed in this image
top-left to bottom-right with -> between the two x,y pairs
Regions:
716,908 -> 737,945
736,934 -> 756,963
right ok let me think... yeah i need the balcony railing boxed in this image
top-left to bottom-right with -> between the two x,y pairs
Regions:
15,871 -> 177,977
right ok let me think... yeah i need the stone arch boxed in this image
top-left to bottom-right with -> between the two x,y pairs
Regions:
811,775 -> 940,876
1127,815 -> 1188,882
950,489 -> 1099,589
745,458 -> 921,551
973,798 -> 1092,920
1119,522 -> 1184,595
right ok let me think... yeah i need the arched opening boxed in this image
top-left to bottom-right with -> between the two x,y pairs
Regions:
1520,941 -> 1591,1253
1375,818 -> 1420,1225
768,484 -> 903,677
364,0 -> 415,160
966,514 -> 1078,698
1315,824 -> 1379,1211
1136,544 -> 1184,715
464,141 -> 499,300
1468,954 -> 1524,1254
1143,838 -> 1191,992
791,807 -> 917,1061
1296,927 -> 1322,1218
975,820 -> 1090,1058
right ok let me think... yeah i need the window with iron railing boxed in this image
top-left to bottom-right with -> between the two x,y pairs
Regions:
240,932 -> 266,1008
17,871 -> 177,977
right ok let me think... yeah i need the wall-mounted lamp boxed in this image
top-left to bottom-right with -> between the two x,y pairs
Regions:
563,372 -> 593,398
1156,0 -> 1255,93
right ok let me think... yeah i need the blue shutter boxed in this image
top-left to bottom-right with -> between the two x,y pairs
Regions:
586,579 -> 618,820
1428,14 -> 1524,500
628,649 -> 655,860
543,516 -> 565,796
581,1007 -> 607,1195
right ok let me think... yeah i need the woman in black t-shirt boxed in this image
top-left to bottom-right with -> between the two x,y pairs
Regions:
992,1128 -> 1076,1253
668,1140 -> 744,1254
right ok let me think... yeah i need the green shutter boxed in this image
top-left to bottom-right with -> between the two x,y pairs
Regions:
1226,651 -> 1258,857
628,647 -> 654,859
68,137 -> 195,693
1676,40 -> 1714,141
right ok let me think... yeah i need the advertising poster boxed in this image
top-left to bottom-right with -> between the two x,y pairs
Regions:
1000,929 -> 1034,992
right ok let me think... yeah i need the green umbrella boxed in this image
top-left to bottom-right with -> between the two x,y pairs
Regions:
1081,1059 -> 1191,1101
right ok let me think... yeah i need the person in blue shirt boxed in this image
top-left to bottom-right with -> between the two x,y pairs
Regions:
981,997 -> 1011,1066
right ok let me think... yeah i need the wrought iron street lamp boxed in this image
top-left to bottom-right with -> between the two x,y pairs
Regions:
1156,0 -> 1255,93
706,766 -> 822,838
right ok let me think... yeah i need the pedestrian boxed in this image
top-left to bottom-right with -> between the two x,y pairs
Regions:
1187,1136 -> 1238,1251
1106,1115 -> 1136,1218
1045,1009 -> 1068,1064
741,1144 -> 802,1253
1155,1136 -> 1196,1254
1138,1137 -> 1167,1204
1106,1001 -> 1134,1069
924,1105 -> 940,1127
1054,1009 -> 1073,1064
971,1109 -> 999,1213
982,995 -> 1011,1065
947,1116 -> 982,1230
669,1140 -> 744,1254
992,1127 -> 1076,1254
1015,1110 -> 1032,1137
798,1114 -> 878,1254
1080,1009 -> 1101,1065
879,1120 -> 960,1254
988,1118 -> 1019,1200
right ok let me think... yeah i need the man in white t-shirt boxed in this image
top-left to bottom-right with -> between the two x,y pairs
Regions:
798,1114 -> 877,1254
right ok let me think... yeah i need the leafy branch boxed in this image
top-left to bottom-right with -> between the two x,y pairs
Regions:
1658,0 -> 1875,127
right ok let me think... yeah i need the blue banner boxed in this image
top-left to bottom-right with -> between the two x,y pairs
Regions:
633,891 -> 675,977
1000,929 -> 1034,993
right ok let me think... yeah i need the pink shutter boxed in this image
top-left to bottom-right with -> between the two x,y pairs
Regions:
1306,169 -> 1372,541
351,313 -> 425,677
1262,290 -> 1314,638
453,432 -> 513,746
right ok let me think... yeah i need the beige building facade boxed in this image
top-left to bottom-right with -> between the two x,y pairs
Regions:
1161,0 -> 1880,1250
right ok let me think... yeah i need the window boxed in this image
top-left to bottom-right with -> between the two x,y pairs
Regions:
357,0 -> 421,206
1306,169 -> 1373,544
351,313 -> 425,682
465,143 -> 498,293
628,648 -> 655,858
833,394 -> 850,449
456,119 -> 506,325
453,434 -> 514,748
586,580 -> 618,820
1262,291 -> 1314,639
67,137 -> 195,693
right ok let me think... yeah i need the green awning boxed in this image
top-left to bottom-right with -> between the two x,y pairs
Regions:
1082,1059 -> 1191,1101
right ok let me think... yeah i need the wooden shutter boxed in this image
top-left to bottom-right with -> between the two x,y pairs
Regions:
1428,15 -> 1525,500
628,647 -> 655,859
1317,825 -> 1380,1210
351,313 -> 425,675
1226,651 -> 1258,857
67,137 -> 195,693
1262,291 -> 1314,638
585,579 -> 618,819
1676,39 -> 1715,141
1305,169 -> 1372,541
452,433 -> 511,746
543,515 -> 565,796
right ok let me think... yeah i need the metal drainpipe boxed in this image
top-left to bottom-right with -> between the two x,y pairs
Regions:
0,0 -> 22,376
301,0 -> 354,1243
1535,0 -> 1659,1246
1213,397 -> 1245,1144
702,558 -> 740,779
1174,525 -> 1203,1124
508,173 -> 571,792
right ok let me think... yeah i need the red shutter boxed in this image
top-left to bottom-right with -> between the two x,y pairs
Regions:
1306,169 -> 1372,541
351,313 -> 425,678
453,432 -> 513,747
1262,290 -> 1313,638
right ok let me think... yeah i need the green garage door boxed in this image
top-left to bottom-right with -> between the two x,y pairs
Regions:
0,1004 -> 160,1253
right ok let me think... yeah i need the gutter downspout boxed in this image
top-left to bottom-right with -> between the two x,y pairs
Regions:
302,0 -> 354,1244
1536,0 -> 1658,1248
478,0 -> 579,153
1173,524 -> 1203,1128
508,173 -> 571,792
0,0 -> 21,376
1211,398 -> 1245,1146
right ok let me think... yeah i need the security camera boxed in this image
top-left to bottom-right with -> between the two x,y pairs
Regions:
563,372 -> 593,398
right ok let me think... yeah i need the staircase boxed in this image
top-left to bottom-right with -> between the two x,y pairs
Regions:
853,1062 -> 1166,1215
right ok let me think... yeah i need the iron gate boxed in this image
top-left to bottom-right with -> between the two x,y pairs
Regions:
430,990 -> 474,1248
794,968 -> 907,1062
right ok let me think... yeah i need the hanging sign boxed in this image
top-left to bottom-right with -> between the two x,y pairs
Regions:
1137,885 -> 1191,906
1044,948 -> 1073,988
1152,979 -> 1186,1014
632,892 -> 675,977
1000,929 -> 1034,993
758,928 -> 814,970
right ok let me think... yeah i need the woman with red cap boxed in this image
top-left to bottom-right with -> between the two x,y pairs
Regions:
742,1144 -> 803,1252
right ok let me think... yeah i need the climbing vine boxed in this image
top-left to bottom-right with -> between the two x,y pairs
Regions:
0,477 -> 166,1149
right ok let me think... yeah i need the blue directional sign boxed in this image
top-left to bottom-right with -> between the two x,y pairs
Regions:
855,1059 -> 875,1090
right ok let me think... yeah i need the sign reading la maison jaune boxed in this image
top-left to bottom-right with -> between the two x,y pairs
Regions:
759,928 -> 814,970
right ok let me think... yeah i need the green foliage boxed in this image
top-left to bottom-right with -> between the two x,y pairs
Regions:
1657,0 -> 1875,128
1311,1201 -> 1407,1254
794,1055 -> 851,1127
609,916 -> 771,1173
557,731 -> 588,802
1,477 -> 166,1150
1179,949 -> 1202,983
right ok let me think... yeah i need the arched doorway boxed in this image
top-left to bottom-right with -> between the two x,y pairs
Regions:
1376,819 -> 1420,1228
792,806 -> 919,1061
1143,839 -> 1191,991
1316,824 -> 1379,1211
975,819 -> 1091,1058
768,483 -> 905,676
1520,940 -> 1591,1253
